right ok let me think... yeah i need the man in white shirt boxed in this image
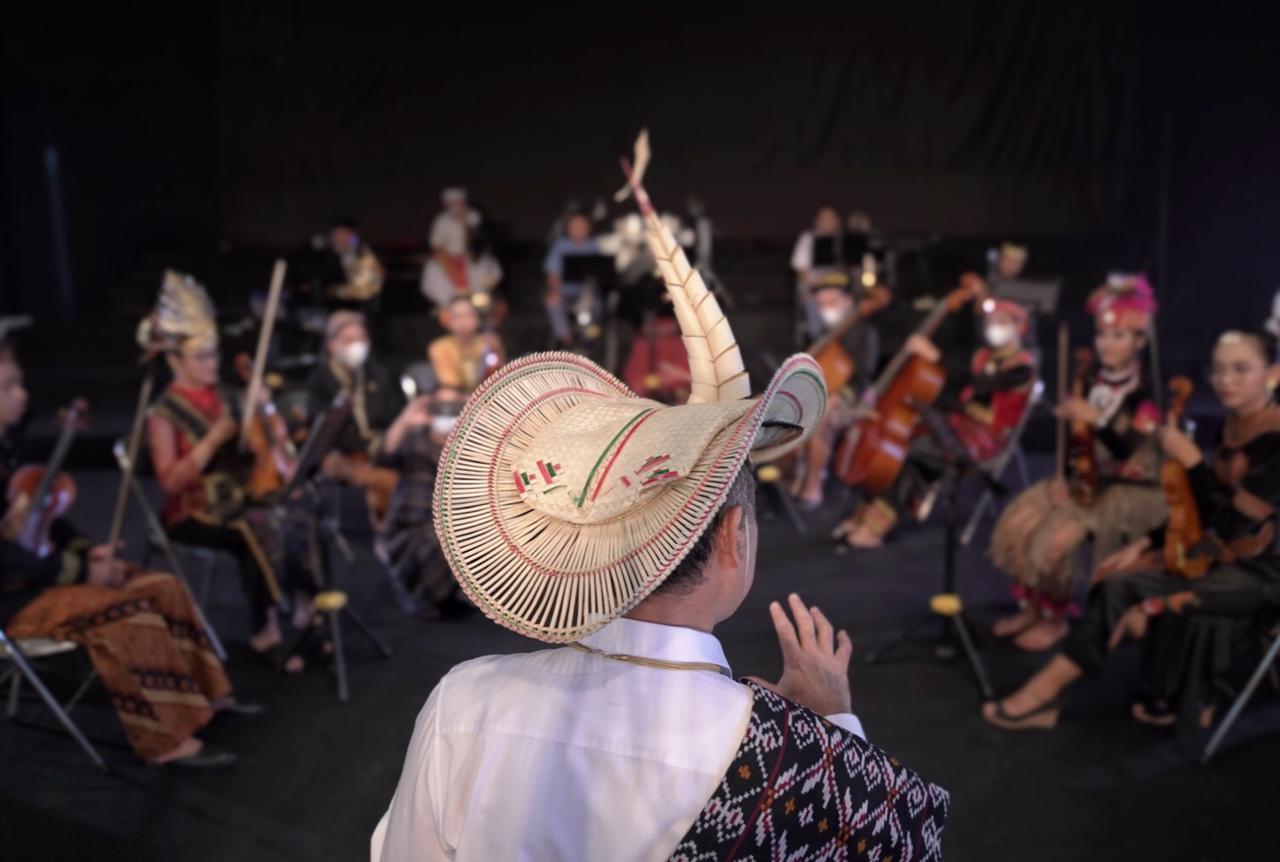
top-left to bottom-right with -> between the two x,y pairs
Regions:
373,135 -> 948,862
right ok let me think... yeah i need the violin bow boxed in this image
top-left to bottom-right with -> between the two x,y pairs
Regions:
239,259 -> 287,451
106,358 -> 156,568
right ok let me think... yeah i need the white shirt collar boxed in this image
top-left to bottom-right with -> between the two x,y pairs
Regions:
579,618 -> 732,674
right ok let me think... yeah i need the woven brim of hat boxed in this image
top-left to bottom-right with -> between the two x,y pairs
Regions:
433,351 -> 826,643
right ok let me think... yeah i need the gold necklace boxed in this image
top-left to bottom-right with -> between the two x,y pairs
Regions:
569,643 -> 732,678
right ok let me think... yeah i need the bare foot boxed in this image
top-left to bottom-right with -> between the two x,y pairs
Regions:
1014,618 -> 1069,652
248,621 -> 282,654
844,524 -> 883,549
993,606 -> 1038,638
150,736 -> 202,764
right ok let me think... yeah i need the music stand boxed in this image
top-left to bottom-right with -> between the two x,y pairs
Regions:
279,394 -> 392,703
863,409 -> 1004,699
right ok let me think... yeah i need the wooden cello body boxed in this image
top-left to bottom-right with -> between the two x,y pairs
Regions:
835,275 -> 985,496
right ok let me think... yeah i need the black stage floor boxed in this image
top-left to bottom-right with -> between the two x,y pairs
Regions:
2,465 -> 1278,861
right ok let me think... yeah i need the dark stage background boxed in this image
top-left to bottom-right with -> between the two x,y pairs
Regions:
2,4 -> 1278,343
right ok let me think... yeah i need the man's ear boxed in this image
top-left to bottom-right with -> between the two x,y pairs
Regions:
714,505 -> 746,569
1267,363 -> 1280,394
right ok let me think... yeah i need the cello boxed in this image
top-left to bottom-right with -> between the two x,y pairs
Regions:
1160,376 -> 1212,578
6,399 -> 90,557
833,273 -> 986,495
806,287 -> 891,396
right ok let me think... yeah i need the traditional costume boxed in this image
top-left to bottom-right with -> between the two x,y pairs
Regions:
372,134 -> 948,861
330,232 -> 385,304
304,311 -> 404,458
990,275 -> 1166,619
843,297 -> 1037,541
1,394 -> 232,761
142,271 -> 295,632
1065,390 -> 1280,737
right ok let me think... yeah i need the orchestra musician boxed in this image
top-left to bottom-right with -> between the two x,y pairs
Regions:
790,271 -> 890,510
984,328 -> 1280,733
834,295 -> 1037,545
1,340 -> 258,768
327,218 -> 385,307
427,296 -> 505,396
143,272 -> 314,671
989,275 -> 1167,651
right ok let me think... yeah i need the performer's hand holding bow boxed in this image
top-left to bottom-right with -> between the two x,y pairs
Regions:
748,593 -> 853,716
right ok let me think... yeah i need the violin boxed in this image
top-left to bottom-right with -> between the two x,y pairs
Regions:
1065,346 -> 1098,504
234,352 -> 297,499
833,273 -> 987,495
1160,376 -> 1212,578
6,399 -> 90,557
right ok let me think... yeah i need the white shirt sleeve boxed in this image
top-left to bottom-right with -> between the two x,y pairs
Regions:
791,231 -> 813,272
824,712 -> 866,741
428,215 -> 450,252
371,680 -> 452,861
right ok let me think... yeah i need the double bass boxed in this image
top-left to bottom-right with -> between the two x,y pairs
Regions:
1160,376 -> 1212,578
833,274 -> 986,495
5,399 -> 89,556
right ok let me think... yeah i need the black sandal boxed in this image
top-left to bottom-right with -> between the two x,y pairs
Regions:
982,696 -> 1061,730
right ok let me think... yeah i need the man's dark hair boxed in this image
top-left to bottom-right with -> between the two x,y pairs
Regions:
0,341 -> 15,365
331,217 -> 358,231
653,464 -> 757,597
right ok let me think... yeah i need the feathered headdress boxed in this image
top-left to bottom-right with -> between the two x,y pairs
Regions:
136,270 -> 218,354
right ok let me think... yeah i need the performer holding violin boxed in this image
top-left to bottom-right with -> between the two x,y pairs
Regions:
143,271 -> 313,669
0,340 -> 257,768
834,283 -> 1036,546
985,328 -> 1280,733
989,274 -> 1166,651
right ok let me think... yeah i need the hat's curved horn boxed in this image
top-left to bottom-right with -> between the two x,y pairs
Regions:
619,130 -> 749,404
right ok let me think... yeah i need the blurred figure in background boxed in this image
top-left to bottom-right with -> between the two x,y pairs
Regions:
428,296 -> 505,395
543,213 -> 603,348
791,206 -> 845,342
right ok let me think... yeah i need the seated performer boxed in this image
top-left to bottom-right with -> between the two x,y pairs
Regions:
306,310 -> 404,459
1,342 -> 256,768
143,272 -> 310,668
790,205 -> 845,340
790,271 -> 891,509
989,274 -> 1167,651
374,387 -> 472,621
834,294 -> 1037,544
426,296 -> 504,395
543,212 -> 603,347
327,219 -> 385,307
984,328 -> 1280,733
372,141 -> 947,862
420,188 -> 483,305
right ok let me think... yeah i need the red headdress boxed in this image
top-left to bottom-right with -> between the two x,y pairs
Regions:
1087,272 -> 1157,332
980,296 -> 1031,335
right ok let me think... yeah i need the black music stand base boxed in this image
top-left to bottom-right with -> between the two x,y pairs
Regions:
285,483 -> 392,704
863,473 -> 995,701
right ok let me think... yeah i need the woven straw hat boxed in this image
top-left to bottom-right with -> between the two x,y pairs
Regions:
434,133 -> 827,643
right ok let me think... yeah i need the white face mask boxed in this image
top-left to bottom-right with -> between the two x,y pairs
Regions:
819,307 -> 846,328
338,340 -> 370,369
984,323 -> 1017,349
430,415 -> 458,437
